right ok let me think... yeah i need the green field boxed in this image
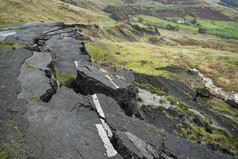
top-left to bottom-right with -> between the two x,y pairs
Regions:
136,15 -> 238,39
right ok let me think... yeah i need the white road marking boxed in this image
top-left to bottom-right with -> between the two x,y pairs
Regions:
105,75 -> 119,89
92,94 -> 105,118
100,68 -> 119,89
92,94 -> 116,156
100,119 -> 113,138
74,61 -> 79,69
125,132 -> 155,159
96,124 -> 118,157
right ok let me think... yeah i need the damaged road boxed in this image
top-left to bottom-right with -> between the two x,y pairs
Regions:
0,22 -> 235,159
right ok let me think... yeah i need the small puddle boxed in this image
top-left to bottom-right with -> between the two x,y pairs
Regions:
190,68 -> 238,103
138,88 -> 172,109
138,88 -> 207,119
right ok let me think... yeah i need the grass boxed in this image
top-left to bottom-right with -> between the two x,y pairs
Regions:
0,42 -> 21,50
30,94 -> 37,99
162,110 -> 174,119
8,116 -> 24,158
0,43 -> 12,48
25,61 -> 37,69
183,120 -> 238,153
85,22 -> 238,92
0,0 -> 113,25
84,21 -> 238,153
85,40 -> 175,77
198,97 -> 238,124
136,15 -> 238,39
0,148 -> 10,159
55,70 -> 76,86
135,83 -> 167,96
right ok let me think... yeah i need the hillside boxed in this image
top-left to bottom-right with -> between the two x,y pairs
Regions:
0,0 -> 238,159
0,0 -> 237,26
0,0 -> 113,24
61,0 -> 238,21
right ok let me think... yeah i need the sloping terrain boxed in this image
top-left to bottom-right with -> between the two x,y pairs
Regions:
0,21 -> 237,158
82,22 -> 238,156
0,21 -> 237,159
0,0 -> 113,25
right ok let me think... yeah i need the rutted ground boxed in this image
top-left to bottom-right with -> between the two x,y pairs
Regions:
0,22 -> 237,159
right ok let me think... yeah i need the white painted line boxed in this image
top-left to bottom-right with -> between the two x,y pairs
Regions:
100,119 -> 113,138
105,75 -> 119,89
74,61 -> 79,68
96,124 -> 118,157
100,68 -> 119,89
125,132 -> 155,159
92,94 -> 105,118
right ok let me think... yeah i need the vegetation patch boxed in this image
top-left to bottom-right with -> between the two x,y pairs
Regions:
30,94 -> 37,99
136,83 -> 167,96
8,115 -> 25,158
56,70 -> 76,86
0,42 -> 21,50
0,148 -> 10,159
85,40 -> 178,77
183,119 -> 238,154
83,22 -> 238,92
25,61 -> 38,69
0,0 -> 113,25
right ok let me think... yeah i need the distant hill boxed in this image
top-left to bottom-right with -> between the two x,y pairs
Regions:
61,0 -> 238,21
0,0 -> 237,25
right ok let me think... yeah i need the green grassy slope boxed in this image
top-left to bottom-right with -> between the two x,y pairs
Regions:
0,0 -> 237,25
60,0 -> 125,11
0,0 -> 114,25
83,23 -> 238,92
136,15 -> 238,39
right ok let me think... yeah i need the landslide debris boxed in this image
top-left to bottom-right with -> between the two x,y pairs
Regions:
0,21 -> 237,159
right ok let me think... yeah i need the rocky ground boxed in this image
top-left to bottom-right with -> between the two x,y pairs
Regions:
0,22 -> 237,159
